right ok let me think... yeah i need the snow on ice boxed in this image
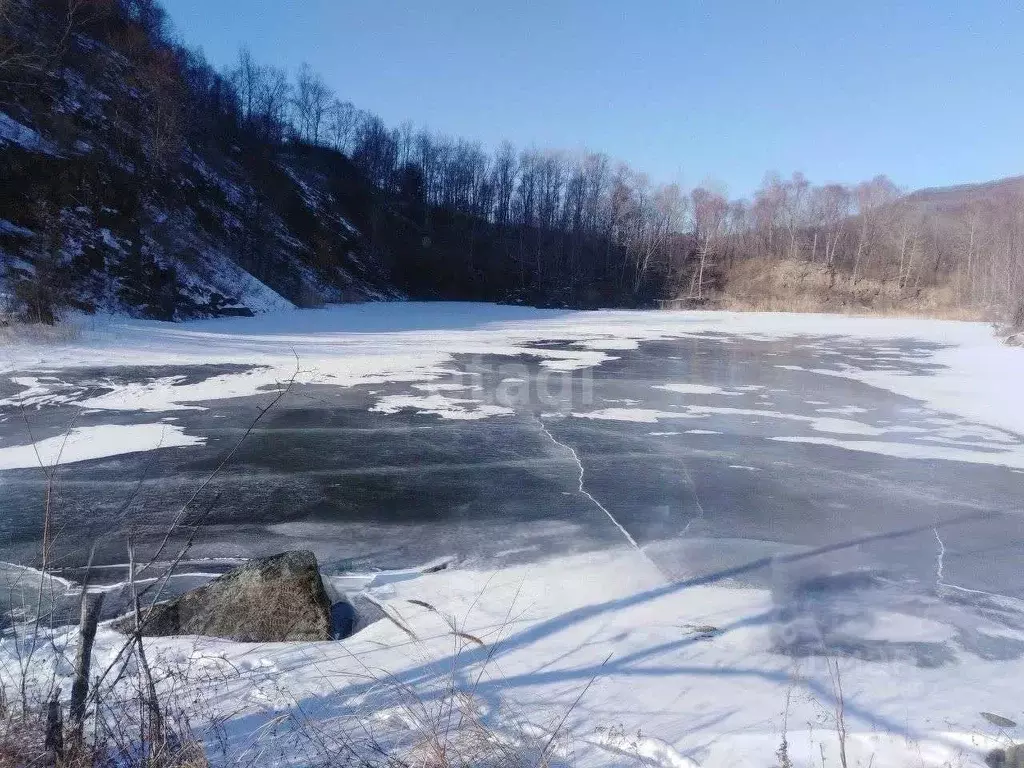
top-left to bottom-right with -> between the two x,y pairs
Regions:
0,422 -> 204,470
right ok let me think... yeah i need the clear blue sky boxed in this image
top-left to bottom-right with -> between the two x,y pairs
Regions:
161,0 -> 1023,197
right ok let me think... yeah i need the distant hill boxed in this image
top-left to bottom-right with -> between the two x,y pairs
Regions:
904,175 -> 1024,215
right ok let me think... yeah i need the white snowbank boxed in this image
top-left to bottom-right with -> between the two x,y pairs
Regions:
573,407 -> 696,423
771,435 -> 1024,469
0,423 -> 203,470
19,548 -> 1018,767
654,383 -> 743,396
370,393 -> 515,420
574,403 -> 889,437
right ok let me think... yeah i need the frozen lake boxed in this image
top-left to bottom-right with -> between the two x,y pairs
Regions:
5,304 -> 1024,765
2,316 -> 1022,610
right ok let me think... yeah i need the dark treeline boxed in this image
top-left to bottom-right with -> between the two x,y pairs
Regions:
193,41 -> 1024,319
3,0 -> 1023,323
179,42 -> 698,306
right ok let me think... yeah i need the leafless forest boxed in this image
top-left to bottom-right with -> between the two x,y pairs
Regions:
2,0 -> 1023,330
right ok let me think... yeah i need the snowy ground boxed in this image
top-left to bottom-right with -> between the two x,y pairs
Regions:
2,303 -> 1024,766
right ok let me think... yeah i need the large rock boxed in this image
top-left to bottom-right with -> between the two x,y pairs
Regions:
987,745 -> 1024,768
114,551 -> 332,642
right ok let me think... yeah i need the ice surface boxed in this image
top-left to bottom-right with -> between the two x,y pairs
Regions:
3,304 -> 1023,765
3,303 -> 1021,438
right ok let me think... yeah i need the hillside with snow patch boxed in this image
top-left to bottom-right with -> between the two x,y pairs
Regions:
1,4 -> 402,321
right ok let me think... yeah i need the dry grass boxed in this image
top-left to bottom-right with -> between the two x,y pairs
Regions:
2,577 -> 582,768
0,317 -> 82,346
225,593 -> 586,767
0,712 -> 54,768
0,698 -> 208,768
719,258 -> 987,321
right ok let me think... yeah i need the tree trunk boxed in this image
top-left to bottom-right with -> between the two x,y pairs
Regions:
45,691 -> 63,760
70,591 -> 105,744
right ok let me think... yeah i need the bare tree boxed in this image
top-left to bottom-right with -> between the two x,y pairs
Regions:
230,46 -> 261,122
491,142 -> 519,227
889,201 -> 923,291
292,62 -> 332,144
851,175 -> 899,283
689,186 -> 729,300
326,99 -> 357,153
781,171 -> 810,261
256,64 -> 291,142
752,172 -> 787,259
351,113 -> 397,186
810,183 -> 851,270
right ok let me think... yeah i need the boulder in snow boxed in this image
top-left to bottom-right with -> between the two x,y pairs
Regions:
114,551 -> 333,642
987,745 -> 1024,768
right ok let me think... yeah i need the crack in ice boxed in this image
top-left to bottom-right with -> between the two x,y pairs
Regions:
678,460 -> 706,537
536,416 -> 640,550
933,526 -> 997,598
933,527 -> 946,584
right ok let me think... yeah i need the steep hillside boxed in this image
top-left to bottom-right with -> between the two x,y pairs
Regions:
0,0 -> 401,322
